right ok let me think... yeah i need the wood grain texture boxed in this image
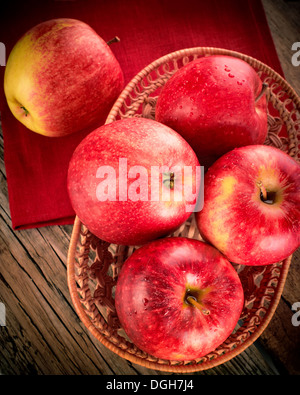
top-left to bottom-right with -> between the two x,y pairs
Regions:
260,0 -> 300,375
262,0 -> 300,95
0,0 -> 300,376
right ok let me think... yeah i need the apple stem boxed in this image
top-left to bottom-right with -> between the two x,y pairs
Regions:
257,181 -> 267,201
162,172 -> 175,189
255,83 -> 268,103
186,296 -> 210,315
106,36 -> 120,46
20,106 -> 29,117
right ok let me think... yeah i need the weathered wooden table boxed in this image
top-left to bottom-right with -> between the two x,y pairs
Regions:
1,0 -> 299,376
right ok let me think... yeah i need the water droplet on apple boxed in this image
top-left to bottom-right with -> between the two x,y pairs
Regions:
143,298 -> 149,306
228,73 -> 234,78
237,81 -> 243,85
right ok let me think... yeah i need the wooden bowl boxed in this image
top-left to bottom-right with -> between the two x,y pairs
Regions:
67,47 -> 300,373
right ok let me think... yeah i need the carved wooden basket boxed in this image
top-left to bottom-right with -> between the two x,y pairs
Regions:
67,47 -> 300,373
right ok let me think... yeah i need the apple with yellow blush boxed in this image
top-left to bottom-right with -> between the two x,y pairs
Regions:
4,18 -> 124,137
196,145 -> 300,266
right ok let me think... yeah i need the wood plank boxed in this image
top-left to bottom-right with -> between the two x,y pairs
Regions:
258,249 -> 300,375
259,300 -> 300,375
0,209 -> 113,374
255,0 -> 300,376
262,0 -> 300,95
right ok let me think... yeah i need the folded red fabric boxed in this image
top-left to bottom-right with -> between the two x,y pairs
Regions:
0,0 -> 283,230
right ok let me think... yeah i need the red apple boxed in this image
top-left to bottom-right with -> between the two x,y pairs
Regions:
196,145 -> 300,266
155,55 -> 268,168
4,18 -> 124,137
67,117 -> 201,245
115,237 -> 244,361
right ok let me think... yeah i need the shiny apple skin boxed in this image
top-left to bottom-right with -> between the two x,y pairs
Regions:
155,55 -> 267,169
4,18 -> 124,137
67,118 -> 200,246
196,145 -> 300,266
115,237 -> 244,361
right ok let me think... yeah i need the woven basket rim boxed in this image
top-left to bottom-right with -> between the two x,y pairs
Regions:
67,216 -> 292,372
106,46 -> 300,124
67,46 -> 299,373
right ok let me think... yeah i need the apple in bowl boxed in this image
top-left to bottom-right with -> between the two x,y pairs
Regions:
155,55 -> 268,169
196,145 -> 300,266
4,18 -> 124,137
115,237 -> 244,361
67,117 -> 201,246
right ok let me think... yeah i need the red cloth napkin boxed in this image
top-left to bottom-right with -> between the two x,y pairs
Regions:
0,0 -> 284,230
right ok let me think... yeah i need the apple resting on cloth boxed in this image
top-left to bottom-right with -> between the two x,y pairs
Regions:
67,117 -> 200,246
4,18 -> 124,137
196,145 -> 300,266
155,55 -> 268,169
115,237 -> 244,361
